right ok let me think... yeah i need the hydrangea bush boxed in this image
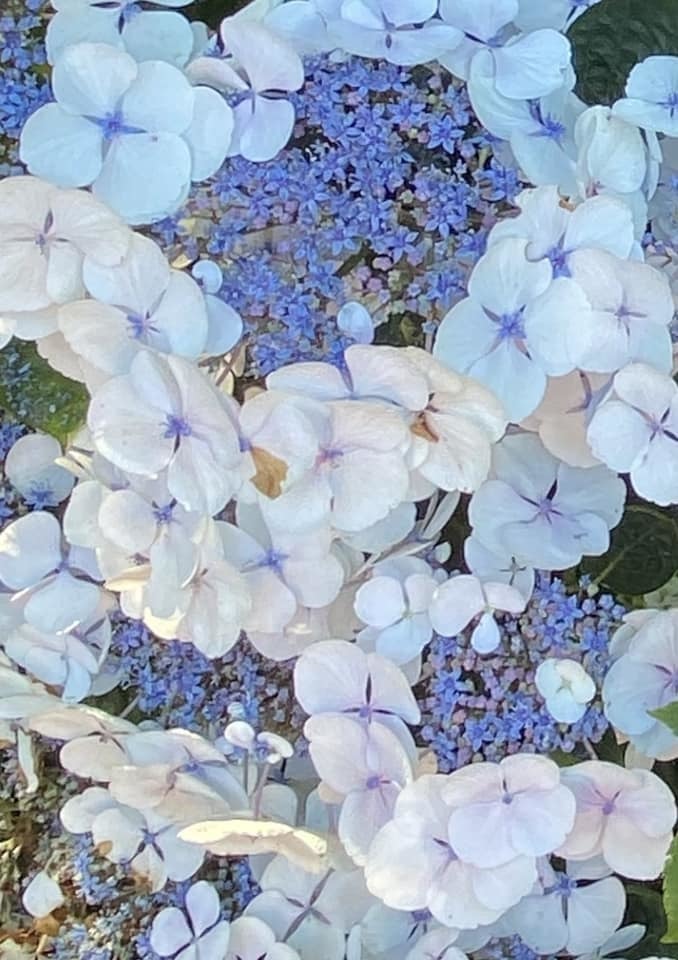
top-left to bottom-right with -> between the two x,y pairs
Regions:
1,0 -> 678,958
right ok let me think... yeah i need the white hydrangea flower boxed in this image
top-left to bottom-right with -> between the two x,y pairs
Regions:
535,658 -> 596,724
20,43 -> 233,224
468,433 -> 625,570
587,363 -> 678,506
613,56 -> 678,137
5,433 -> 74,507
558,761 -> 677,879
428,573 -> 526,654
186,20 -> 303,162
0,175 -> 131,343
47,0 -> 197,67
365,774 -> 538,930
150,881 -> 231,959
87,351 -> 244,515
603,609 -> 678,760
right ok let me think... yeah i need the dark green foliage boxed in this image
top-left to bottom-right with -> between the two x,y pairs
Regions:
580,503 -> 678,596
0,340 -> 88,446
568,0 -> 678,105
183,0 -> 248,29
651,702 -> 678,737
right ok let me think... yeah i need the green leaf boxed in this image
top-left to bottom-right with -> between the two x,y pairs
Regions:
663,835 -> 678,944
568,0 -> 678,105
651,702 -> 678,737
549,749 -> 580,767
624,882 -> 678,959
182,0 -> 248,28
580,503 -> 678,596
0,340 -> 88,446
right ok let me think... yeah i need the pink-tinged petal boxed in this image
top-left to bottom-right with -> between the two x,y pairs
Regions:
339,782 -> 401,866
602,813 -> 672,879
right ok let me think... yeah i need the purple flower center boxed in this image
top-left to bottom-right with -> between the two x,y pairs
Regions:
546,243 -> 570,278
163,414 -> 193,440
258,548 -> 288,573
366,774 -> 382,789
87,109 -> 146,141
153,501 -> 176,524
495,310 -> 526,341
661,91 -> 678,116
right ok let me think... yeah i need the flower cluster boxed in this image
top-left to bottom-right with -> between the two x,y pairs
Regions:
0,0 -> 678,958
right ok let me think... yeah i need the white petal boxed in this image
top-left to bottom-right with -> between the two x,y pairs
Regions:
428,575 -> 484,636
20,104 -> 104,187
493,30 -> 572,100
53,42 -> 137,116
0,513 -> 61,589
123,10 -> 195,67
93,134 -> 191,225
121,60 -> 194,134
22,872 -> 64,919
185,881 -> 220,937
150,906 -> 192,956
355,576 -> 406,629
183,87 -> 233,180
232,95 -> 295,163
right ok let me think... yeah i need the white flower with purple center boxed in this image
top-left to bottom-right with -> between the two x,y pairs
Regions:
509,857 -> 626,956
323,0 -> 463,68
587,363 -> 678,506
46,0 -> 197,67
87,350 -> 243,515
468,433 -> 625,570
150,881 -> 231,958
5,433 -> 74,508
603,609 -> 678,760
434,238 -> 591,421
613,56 -> 678,137
20,43 -> 233,224
489,186 -> 635,277
558,761 -> 677,880
186,19 -> 303,162
304,713 -> 413,864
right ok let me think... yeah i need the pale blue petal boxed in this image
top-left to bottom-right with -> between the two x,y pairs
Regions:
192,260 -> 222,294
440,0 -> 517,39
467,48 -> 536,140
469,340 -> 546,422
122,10 -> 195,67
433,297 -> 497,374
121,60 -> 194,133
264,2 -> 330,55
386,23 -> 463,66
93,133 -> 191,224
46,9 -> 122,65
493,30 -> 572,100
232,95 -> 295,162
382,0 -> 436,27
203,296 -> 243,355
510,131 -> 578,195
52,42 -> 137,117
20,104 -> 104,187
183,87 -> 233,180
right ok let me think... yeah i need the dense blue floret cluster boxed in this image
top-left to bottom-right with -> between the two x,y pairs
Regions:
419,575 -> 625,772
152,54 -> 521,376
